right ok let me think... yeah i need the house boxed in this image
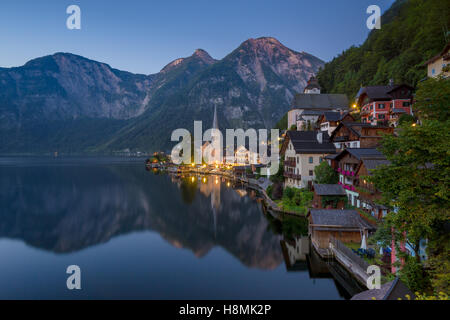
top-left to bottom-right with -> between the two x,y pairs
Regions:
334,148 -> 385,207
351,277 -> 415,300
280,131 -> 336,189
296,110 -> 324,131
307,209 -> 375,250
317,111 -> 355,136
312,184 -> 347,209
424,42 -> 450,78
355,158 -> 391,219
287,88 -> 349,129
356,82 -> 414,126
330,122 -> 394,151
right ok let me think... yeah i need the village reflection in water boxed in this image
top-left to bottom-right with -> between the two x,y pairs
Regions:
0,159 -> 364,299
167,172 -> 365,298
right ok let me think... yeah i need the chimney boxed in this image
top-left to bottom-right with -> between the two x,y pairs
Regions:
317,132 -> 323,144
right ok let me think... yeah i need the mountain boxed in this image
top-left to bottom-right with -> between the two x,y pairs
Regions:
0,37 -> 324,154
100,37 -> 324,152
0,53 -> 154,128
317,0 -> 449,98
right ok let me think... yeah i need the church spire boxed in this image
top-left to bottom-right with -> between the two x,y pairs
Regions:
212,105 -> 219,130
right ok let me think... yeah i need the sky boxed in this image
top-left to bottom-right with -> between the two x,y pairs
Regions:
0,0 -> 395,75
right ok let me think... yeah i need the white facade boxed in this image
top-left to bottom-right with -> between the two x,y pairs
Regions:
284,140 -> 328,189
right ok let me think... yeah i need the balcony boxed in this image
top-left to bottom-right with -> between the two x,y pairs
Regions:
338,181 -> 357,192
337,168 -> 357,177
284,160 -> 296,167
284,172 -> 301,180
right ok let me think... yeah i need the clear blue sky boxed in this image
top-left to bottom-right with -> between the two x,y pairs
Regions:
0,0 -> 395,74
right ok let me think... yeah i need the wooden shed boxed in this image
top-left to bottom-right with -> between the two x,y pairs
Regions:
307,209 -> 375,251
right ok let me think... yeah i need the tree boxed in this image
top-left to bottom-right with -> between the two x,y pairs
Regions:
414,76 -> 450,121
314,161 -> 338,184
370,78 -> 450,294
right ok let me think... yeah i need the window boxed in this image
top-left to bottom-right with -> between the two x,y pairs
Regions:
378,114 -> 385,119
319,157 -> 323,163
309,170 -> 313,176
390,103 -> 393,108
296,157 -> 299,164
309,157 -> 313,163
378,103 -> 385,109
432,68 -> 435,75
403,102 -> 411,107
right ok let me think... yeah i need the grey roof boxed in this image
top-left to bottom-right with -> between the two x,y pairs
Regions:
291,94 -> 349,110
286,131 -> 336,154
308,209 -> 375,230
301,110 -> 325,116
344,148 -> 385,160
291,140 -> 336,154
325,153 -> 339,160
287,130 -> 328,142
330,121 -> 392,140
356,84 -> 414,101
362,159 -> 391,171
351,278 -> 415,300
313,184 -> 346,196
322,111 -> 348,122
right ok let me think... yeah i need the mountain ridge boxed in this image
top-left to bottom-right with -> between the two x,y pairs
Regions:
0,37 -> 324,153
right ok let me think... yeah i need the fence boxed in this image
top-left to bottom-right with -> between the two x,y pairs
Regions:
330,236 -> 370,272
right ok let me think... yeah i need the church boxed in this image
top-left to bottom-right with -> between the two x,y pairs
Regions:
287,76 -> 349,130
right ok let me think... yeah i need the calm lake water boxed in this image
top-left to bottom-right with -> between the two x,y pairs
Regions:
0,157 -> 363,299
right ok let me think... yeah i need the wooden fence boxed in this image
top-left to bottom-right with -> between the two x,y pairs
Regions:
330,236 -> 370,272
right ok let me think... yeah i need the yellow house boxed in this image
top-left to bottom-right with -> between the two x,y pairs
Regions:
425,43 -> 450,78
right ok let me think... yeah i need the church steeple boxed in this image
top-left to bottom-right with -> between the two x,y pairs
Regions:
212,105 -> 219,130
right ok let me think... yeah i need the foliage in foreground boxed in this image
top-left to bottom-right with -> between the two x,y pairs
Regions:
370,77 -> 450,294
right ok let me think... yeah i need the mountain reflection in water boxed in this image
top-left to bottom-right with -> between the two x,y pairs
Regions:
0,158 -> 363,299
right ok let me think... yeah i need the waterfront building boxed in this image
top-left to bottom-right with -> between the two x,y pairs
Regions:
333,148 -> 385,207
307,209 -> 374,251
354,158 -> 391,220
356,82 -> 414,126
280,131 -> 336,189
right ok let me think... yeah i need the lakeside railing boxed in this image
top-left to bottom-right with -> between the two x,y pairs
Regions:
330,236 -> 370,272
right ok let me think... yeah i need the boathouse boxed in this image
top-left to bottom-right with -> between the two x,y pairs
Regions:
307,209 -> 375,250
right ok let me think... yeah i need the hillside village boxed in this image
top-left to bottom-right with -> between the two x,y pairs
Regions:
149,41 -> 449,298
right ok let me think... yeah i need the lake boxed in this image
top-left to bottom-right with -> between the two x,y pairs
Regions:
0,157 -> 363,299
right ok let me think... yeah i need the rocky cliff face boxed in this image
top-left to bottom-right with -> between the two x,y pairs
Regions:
0,53 -> 153,129
0,37 -> 324,153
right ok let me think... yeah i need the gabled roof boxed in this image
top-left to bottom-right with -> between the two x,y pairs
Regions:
356,84 -> 414,102
351,278 -> 415,300
313,184 -> 346,196
301,110 -> 325,116
291,94 -> 349,110
330,121 -> 392,140
424,42 -> 450,65
320,111 -> 352,122
284,131 -> 336,154
361,159 -> 391,171
355,158 -> 390,176
308,209 -> 375,230
334,148 -> 385,162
